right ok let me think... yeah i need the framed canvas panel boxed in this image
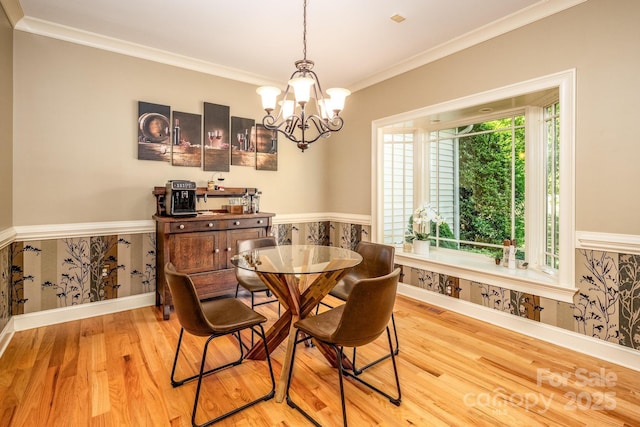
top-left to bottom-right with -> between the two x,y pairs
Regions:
255,124 -> 278,171
171,111 -> 202,167
231,116 -> 256,167
137,101 -> 170,162
203,102 -> 230,172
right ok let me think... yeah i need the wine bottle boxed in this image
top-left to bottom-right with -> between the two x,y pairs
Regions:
173,119 -> 181,145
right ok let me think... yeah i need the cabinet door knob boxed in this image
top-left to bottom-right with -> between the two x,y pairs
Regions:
257,220 -> 263,224
214,248 -> 220,253
179,224 -> 185,229
227,247 -> 232,252
234,221 -> 240,225
208,223 -> 214,227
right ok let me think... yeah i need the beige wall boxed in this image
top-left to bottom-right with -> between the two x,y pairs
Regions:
10,0 -> 640,234
0,4 -> 12,231
12,33 -> 330,225
328,0 -> 640,235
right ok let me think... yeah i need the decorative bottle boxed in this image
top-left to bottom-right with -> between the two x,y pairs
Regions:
173,119 -> 181,145
503,239 -> 510,267
508,239 -> 516,270
252,191 -> 261,213
242,189 -> 250,214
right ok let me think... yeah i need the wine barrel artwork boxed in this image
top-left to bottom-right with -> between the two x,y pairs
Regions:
137,101 -> 171,162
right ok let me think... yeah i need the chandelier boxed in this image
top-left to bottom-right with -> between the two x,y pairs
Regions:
256,0 -> 350,152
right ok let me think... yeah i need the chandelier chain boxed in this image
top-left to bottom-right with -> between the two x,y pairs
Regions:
302,0 -> 307,61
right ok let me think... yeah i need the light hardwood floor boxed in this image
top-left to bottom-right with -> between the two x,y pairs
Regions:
1,293 -> 639,426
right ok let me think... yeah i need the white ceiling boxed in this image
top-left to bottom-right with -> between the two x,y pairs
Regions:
11,0 -> 584,92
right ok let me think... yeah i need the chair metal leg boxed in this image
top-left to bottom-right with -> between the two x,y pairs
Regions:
351,312 -> 400,375
334,344 -> 349,426
285,329 -> 322,426
285,329 -> 400,427
250,293 -> 256,347
189,324 -> 276,427
171,328 -> 244,388
343,327 -> 401,406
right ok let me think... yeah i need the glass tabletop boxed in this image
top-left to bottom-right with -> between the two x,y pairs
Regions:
231,244 -> 362,275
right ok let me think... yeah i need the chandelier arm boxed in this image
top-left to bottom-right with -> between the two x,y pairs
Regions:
308,114 -> 345,133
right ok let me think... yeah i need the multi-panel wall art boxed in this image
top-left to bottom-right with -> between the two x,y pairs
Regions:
203,102 -> 230,172
136,100 -> 277,171
137,101 -> 171,162
171,111 -> 202,167
230,116 -> 255,168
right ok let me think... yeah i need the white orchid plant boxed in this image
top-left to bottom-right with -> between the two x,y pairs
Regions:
408,204 -> 444,241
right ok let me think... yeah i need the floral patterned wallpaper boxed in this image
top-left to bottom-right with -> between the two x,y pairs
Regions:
0,245 -> 9,331
10,234 -> 155,315
403,248 -> 640,353
2,220 -> 639,358
271,221 -> 369,249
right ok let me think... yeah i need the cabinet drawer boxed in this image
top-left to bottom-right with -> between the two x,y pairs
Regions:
219,217 -> 271,229
170,220 -> 220,233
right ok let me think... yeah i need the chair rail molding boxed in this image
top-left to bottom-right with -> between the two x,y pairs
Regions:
576,231 -> 640,255
13,220 -> 155,241
273,212 -> 371,226
7,221 -> 640,257
0,227 -> 16,250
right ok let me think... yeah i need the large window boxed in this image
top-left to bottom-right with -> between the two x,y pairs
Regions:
373,71 -> 576,298
427,114 -> 526,257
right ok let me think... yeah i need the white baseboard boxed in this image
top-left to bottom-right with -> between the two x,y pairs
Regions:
0,317 -> 15,359
1,292 -> 155,338
398,283 -> 640,372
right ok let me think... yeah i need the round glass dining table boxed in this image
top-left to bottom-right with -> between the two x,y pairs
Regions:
231,244 -> 362,402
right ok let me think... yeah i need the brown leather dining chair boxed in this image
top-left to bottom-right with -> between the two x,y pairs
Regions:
165,263 -> 276,427
235,236 -> 280,313
235,236 -> 280,346
322,240 -> 399,374
285,268 -> 402,426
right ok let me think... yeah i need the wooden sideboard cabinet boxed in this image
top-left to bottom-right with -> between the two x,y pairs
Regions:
154,212 -> 274,320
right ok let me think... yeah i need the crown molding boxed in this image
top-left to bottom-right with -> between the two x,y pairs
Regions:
350,0 -> 587,92
13,16 -> 281,88
12,0 -> 587,93
0,0 -> 24,27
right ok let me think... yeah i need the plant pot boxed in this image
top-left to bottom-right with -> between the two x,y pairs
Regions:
413,239 -> 430,255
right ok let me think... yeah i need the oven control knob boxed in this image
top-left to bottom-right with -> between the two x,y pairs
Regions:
179,224 -> 185,229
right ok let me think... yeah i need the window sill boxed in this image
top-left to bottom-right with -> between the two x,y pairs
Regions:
395,248 -> 577,303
